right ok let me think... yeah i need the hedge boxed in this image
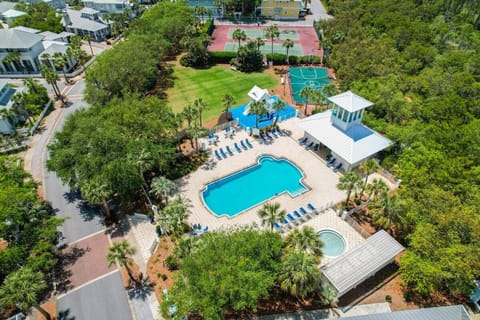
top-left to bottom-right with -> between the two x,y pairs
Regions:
208,51 -> 322,66
203,19 -> 214,36
209,51 -> 237,64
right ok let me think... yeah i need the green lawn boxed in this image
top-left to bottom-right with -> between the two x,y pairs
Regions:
166,65 -> 279,123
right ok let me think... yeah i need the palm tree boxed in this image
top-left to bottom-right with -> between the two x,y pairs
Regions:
366,178 -> 389,200
81,178 -> 113,218
232,28 -> 247,49
336,171 -> 362,209
53,52 -> 70,84
254,37 -> 265,52
193,98 -> 208,127
40,65 -> 61,98
321,83 -> 338,99
278,250 -> 321,298
159,196 -> 191,237
41,53 -> 53,69
370,194 -> 405,232
300,85 -> 315,115
282,38 -> 294,64
222,93 -> 235,114
173,235 -> 198,259
150,176 -> 176,207
359,159 -> 379,197
311,88 -> 327,111
271,99 -> 287,126
0,268 -> 51,320
4,52 -> 23,72
0,108 -> 18,134
106,240 -> 138,284
265,25 -> 280,65
247,100 -> 268,129
321,284 -> 341,317
82,35 -> 95,56
257,202 -> 286,231
285,226 -> 324,257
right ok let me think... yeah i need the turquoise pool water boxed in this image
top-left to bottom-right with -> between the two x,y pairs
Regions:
318,229 -> 346,257
202,156 -> 308,217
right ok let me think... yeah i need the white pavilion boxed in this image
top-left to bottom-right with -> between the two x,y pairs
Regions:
243,85 -> 277,115
296,91 -> 392,171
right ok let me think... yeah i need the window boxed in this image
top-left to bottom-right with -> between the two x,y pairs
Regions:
342,109 -> 349,122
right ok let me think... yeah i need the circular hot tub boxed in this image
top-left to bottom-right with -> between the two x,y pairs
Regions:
318,229 -> 346,257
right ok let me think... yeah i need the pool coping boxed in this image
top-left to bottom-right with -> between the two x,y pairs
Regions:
318,227 -> 349,258
199,154 -> 312,219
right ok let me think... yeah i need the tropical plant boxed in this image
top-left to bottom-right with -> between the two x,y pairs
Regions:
193,98 -> 208,127
0,108 -> 18,134
321,284 -> 341,317
81,35 -> 95,56
254,37 -> 265,52
173,235 -> 199,259
359,159 -> 379,196
4,51 -> 23,72
247,100 -> 268,128
257,202 -> 286,231
222,93 -> 235,114
158,196 -> 191,237
336,171 -> 362,209
80,177 -> 113,218
265,25 -> 280,64
282,38 -> 294,64
40,65 -> 61,98
106,240 -> 138,284
321,83 -> 338,99
0,268 -> 51,320
369,193 -> 405,232
53,52 -> 70,84
278,249 -> 321,298
300,85 -> 315,115
271,99 -> 286,126
232,28 -> 247,48
366,178 -> 389,200
150,176 -> 176,206
285,226 -> 324,257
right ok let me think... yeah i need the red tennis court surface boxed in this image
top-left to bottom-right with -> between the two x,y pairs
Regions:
209,25 -> 322,57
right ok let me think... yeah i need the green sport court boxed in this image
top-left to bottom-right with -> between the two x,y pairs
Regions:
224,42 -> 304,55
289,67 -> 331,104
227,28 -> 299,41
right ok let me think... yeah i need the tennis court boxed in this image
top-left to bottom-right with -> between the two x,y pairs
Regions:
227,28 -> 299,40
289,67 -> 331,104
225,42 -> 304,55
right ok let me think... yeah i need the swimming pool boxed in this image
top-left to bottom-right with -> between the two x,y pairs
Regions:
318,229 -> 346,257
202,156 -> 308,217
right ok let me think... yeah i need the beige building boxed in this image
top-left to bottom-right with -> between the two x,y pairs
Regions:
260,0 -> 303,20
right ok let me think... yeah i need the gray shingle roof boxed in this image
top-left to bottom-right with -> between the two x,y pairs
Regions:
337,305 -> 471,320
321,230 -> 404,297
0,29 -> 44,49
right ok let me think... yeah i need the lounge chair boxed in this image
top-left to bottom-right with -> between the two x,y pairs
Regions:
226,146 -> 234,156
299,137 -> 308,145
214,149 -> 222,161
276,127 -> 284,136
259,133 -> 267,143
293,211 -> 302,219
305,142 -> 314,150
307,203 -> 316,211
203,226 -> 209,232
333,163 -> 343,172
299,207 -> 308,216
234,142 -> 242,153
219,148 -> 227,159
327,157 -> 336,167
224,127 -> 230,138
240,140 -> 248,150
265,131 -> 274,140
286,213 -> 296,223
274,222 -> 282,230
282,218 -> 289,227
270,129 -> 278,138
245,139 -> 253,148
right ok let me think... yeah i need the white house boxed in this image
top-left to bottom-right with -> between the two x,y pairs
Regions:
0,79 -> 17,135
62,8 -> 111,42
82,0 -> 131,14
25,0 -> 66,10
296,91 -> 392,171
1,8 -> 27,26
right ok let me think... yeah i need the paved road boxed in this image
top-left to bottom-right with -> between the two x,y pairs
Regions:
57,271 -> 133,320
310,0 -> 333,21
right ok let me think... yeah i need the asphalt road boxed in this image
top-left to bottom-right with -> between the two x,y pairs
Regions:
310,0 -> 333,21
57,271 -> 133,320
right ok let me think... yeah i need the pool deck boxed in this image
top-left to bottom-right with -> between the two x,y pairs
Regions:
179,118 -> 356,237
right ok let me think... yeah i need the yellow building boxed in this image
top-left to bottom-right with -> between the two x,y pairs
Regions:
260,0 -> 303,20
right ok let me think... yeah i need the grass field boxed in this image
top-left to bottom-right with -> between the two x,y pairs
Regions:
166,65 -> 278,123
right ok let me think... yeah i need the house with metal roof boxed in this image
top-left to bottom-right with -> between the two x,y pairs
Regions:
62,8 -> 111,41
82,0 -> 131,14
0,79 -> 17,135
296,91 -> 392,171
1,8 -> 27,26
25,0 -> 66,10
321,230 -> 404,298
0,29 -> 45,73
330,305 -> 471,320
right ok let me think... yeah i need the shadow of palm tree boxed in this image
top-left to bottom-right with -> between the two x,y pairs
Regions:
54,246 -> 89,294
63,189 -> 81,204
76,200 -> 103,222
58,308 -> 75,320
127,277 -> 154,301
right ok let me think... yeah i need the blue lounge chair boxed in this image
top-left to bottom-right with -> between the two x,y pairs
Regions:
270,129 -> 278,138
293,211 -> 302,219
234,142 -> 242,153
299,207 -> 308,216
276,127 -> 284,136
265,131 -> 274,140
333,163 -> 343,172
282,218 -> 289,226
203,226 -> 209,232
259,132 -> 267,143
274,222 -> 282,230
245,139 -> 253,148
214,149 -> 222,160
305,142 -> 314,150
226,146 -> 234,156
219,148 -> 227,159
299,137 -> 308,145
327,157 -> 336,167
287,213 -> 296,223
307,203 -> 316,211
240,140 -> 248,150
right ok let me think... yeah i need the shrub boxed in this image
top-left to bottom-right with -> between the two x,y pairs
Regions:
165,255 -> 179,271
266,53 -> 287,65
160,273 -> 168,281
209,51 -> 237,64
385,295 -> 392,303
202,19 -> 214,35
